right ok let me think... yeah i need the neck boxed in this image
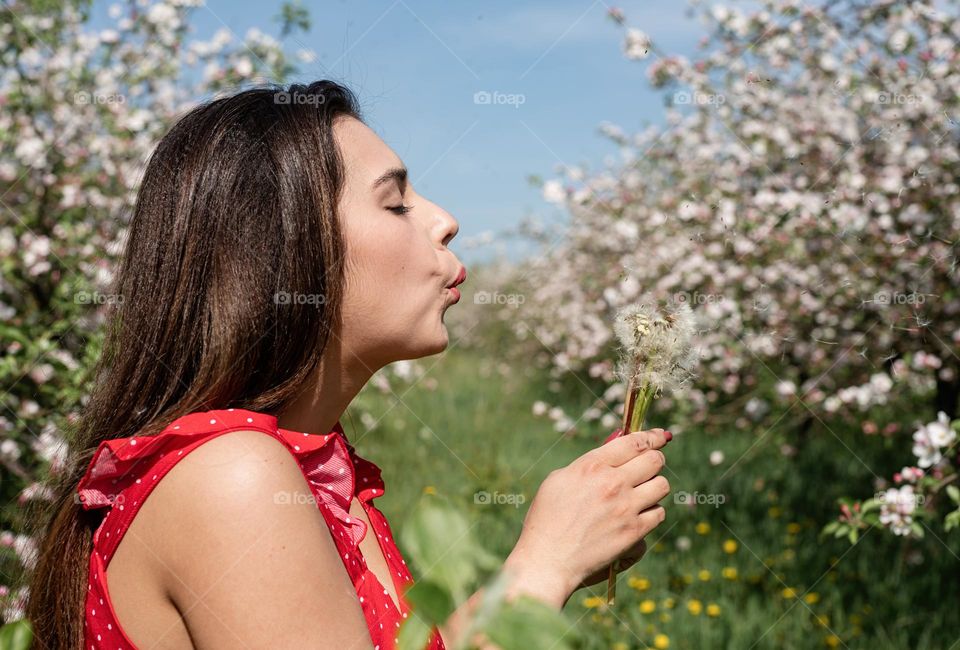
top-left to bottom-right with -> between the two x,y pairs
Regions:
277,332 -> 377,436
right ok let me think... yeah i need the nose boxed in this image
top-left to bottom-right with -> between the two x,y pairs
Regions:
434,204 -> 459,248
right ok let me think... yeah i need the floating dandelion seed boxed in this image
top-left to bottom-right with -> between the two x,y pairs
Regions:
606,295 -> 698,604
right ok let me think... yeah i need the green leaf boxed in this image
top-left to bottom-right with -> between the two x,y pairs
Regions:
400,496 -> 500,604
396,613 -> 434,650
945,510 -> 960,532
946,485 -> 960,505
481,595 -> 579,650
0,618 -> 34,650
848,528 -> 859,544
402,579 -> 455,625
860,498 -> 882,513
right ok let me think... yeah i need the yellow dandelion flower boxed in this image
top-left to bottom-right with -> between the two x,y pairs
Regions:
804,592 -> 820,604
687,599 -> 703,615
613,643 -> 629,650
698,569 -> 711,581
663,597 -> 676,609
423,485 -> 437,495
682,573 -> 694,585
723,539 -> 738,554
815,614 -> 830,627
721,566 -> 738,580
659,612 -> 672,623
640,599 -> 657,614
768,506 -> 782,518
582,595 -> 606,608
654,633 -> 670,649
787,522 -> 801,534
825,634 -> 841,647
781,587 -> 797,599
706,603 -> 721,617
629,576 -> 651,591
695,521 -> 711,535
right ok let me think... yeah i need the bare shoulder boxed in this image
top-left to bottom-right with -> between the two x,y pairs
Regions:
140,429 -> 373,649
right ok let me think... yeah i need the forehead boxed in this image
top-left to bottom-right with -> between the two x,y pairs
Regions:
333,116 -> 403,190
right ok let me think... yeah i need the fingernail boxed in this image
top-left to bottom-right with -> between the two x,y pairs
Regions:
664,430 -> 673,442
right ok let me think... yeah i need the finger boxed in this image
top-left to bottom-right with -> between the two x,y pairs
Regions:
631,476 -> 671,514
618,448 -> 666,487
602,428 -> 624,444
595,428 -> 670,467
612,539 -> 648,570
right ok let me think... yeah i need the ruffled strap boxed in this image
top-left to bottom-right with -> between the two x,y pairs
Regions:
76,408 -> 374,547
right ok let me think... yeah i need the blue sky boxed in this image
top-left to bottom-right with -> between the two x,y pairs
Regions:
97,1 -> 711,262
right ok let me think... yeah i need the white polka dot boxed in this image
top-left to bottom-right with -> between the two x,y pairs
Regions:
129,439 -> 136,446
247,417 -> 253,423
174,425 -> 180,429
210,419 -> 217,424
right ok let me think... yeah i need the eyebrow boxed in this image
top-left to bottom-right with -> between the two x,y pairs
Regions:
371,166 -> 408,193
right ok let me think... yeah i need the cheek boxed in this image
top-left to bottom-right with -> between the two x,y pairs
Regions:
343,217 -> 435,323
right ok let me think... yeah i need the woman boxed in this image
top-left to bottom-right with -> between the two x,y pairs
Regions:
26,80 -> 672,649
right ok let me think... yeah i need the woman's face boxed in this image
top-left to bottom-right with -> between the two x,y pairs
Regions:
333,116 -> 465,370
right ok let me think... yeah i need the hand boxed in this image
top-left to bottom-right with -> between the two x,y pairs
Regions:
506,428 -> 672,604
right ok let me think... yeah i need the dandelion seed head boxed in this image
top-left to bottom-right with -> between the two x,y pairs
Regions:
613,295 -> 698,394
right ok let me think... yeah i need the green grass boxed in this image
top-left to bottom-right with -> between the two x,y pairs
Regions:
344,347 -> 960,650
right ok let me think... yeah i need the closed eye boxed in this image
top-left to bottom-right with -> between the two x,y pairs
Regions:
387,204 -> 413,215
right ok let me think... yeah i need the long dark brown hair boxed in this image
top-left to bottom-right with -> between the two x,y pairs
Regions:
25,79 -> 363,648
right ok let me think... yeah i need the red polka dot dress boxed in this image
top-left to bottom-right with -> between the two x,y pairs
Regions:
76,408 -> 446,650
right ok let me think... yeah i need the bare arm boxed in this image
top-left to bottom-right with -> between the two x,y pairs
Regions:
438,428 -> 672,648
151,430 -> 375,649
